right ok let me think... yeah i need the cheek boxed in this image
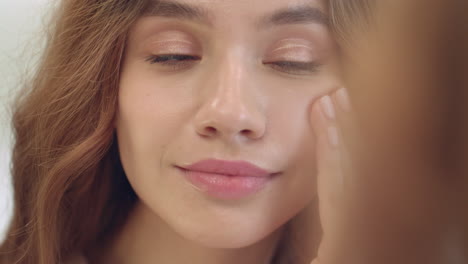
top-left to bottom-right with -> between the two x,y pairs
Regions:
115,66 -> 188,187
265,83 -> 326,201
273,104 -> 317,200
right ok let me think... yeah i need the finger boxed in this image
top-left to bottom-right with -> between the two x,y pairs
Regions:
310,88 -> 360,264
331,88 -> 364,212
331,88 -> 357,191
310,93 -> 345,253
331,88 -> 370,262
310,94 -> 343,190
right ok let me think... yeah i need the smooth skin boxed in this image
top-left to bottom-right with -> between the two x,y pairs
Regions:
95,0 -> 352,263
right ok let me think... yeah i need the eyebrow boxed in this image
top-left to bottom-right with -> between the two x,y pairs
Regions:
261,6 -> 329,27
143,0 -> 329,27
143,1 -> 212,25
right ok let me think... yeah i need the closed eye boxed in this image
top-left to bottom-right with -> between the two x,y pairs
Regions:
264,61 -> 322,75
145,54 -> 321,75
145,54 -> 201,65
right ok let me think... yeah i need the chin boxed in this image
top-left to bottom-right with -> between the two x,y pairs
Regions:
162,206 -> 290,249
180,222 -> 284,249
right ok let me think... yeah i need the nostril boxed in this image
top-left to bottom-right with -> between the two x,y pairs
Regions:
240,129 -> 253,136
205,126 -> 217,135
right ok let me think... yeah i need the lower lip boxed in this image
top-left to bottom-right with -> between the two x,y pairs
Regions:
178,168 -> 274,200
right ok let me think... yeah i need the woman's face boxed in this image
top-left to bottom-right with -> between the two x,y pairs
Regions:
117,0 -> 340,248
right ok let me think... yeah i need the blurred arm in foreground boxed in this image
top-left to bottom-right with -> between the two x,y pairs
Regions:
314,0 -> 468,263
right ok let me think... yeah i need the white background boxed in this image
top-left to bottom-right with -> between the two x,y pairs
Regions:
0,0 -> 50,242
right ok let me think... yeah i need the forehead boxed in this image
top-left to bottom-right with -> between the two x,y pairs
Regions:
145,0 -> 325,9
143,0 -> 328,27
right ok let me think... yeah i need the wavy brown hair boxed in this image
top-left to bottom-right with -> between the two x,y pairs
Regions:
0,1 -> 372,263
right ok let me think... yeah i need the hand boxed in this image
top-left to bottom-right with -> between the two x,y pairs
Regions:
309,88 -> 358,264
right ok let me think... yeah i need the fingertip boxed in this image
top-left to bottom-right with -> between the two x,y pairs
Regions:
310,97 -> 326,130
334,87 -> 352,112
320,95 -> 336,120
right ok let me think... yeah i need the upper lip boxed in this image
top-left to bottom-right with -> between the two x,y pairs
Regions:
178,159 -> 274,177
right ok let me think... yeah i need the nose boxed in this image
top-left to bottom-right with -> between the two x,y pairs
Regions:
193,56 -> 266,142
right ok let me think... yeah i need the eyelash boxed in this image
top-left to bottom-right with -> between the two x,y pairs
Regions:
263,61 -> 321,75
145,54 -> 201,70
145,54 -> 321,75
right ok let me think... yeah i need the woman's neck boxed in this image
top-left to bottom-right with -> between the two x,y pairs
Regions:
92,202 -> 285,264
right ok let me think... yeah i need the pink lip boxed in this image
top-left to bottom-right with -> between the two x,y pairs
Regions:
177,159 -> 277,199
